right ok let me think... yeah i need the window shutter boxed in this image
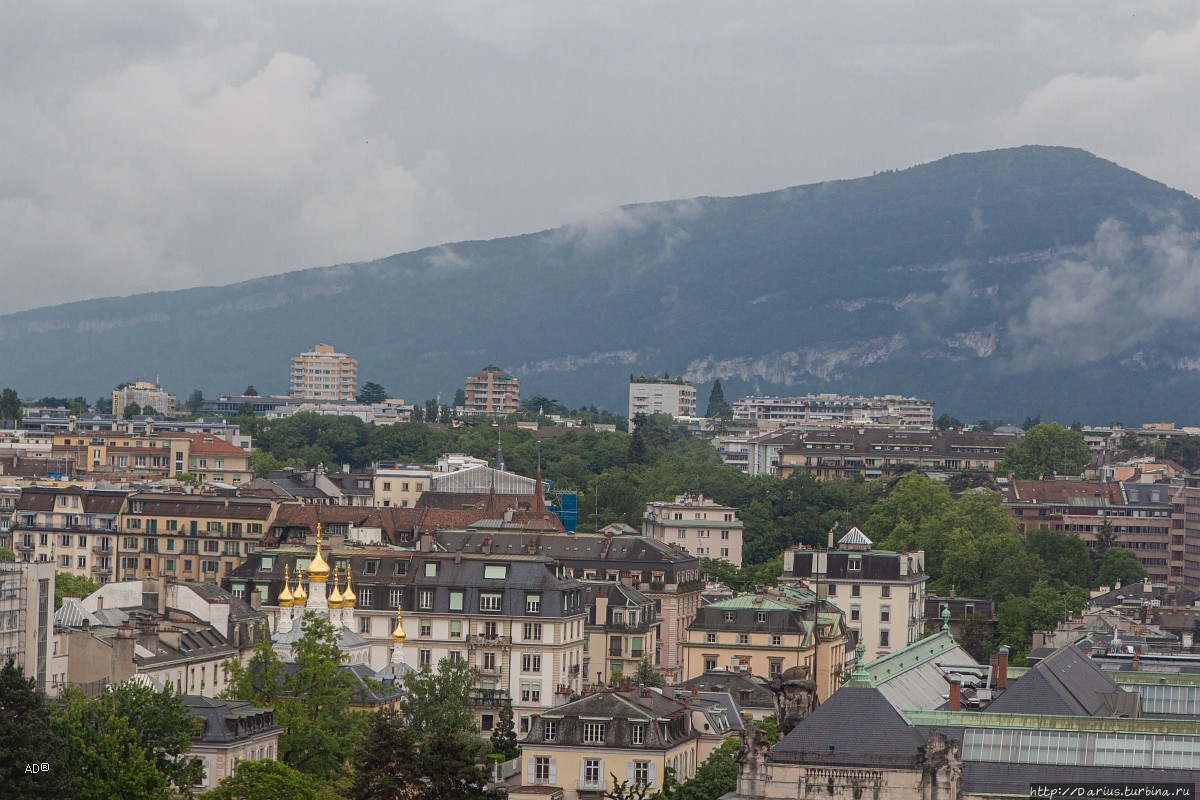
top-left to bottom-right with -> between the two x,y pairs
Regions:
526,757 -> 535,783
549,758 -> 557,784
626,762 -> 635,784
649,762 -> 658,787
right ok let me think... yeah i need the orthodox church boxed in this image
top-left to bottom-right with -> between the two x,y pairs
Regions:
271,523 -> 372,665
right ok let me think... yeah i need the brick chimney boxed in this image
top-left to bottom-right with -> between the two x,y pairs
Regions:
948,678 -> 961,712
996,645 -> 1010,689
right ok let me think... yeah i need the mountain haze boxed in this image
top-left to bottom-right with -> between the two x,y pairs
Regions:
3,145 -> 1200,423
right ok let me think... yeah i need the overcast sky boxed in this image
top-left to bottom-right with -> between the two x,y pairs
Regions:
1,1 -> 1197,315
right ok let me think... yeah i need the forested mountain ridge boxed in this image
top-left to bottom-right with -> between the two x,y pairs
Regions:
2,145 -> 1198,422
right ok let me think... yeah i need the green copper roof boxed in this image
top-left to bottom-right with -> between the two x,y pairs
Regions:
705,594 -> 808,611
865,630 -> 959,682
902,708 -> 1200,736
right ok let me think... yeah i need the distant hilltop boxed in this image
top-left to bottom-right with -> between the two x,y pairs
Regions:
1,145 -> 1198,423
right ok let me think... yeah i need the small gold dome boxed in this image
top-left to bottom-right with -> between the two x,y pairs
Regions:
307,523 -> 330,582
278,564 -> 294,607
293,573 -> 308,605
391,606 -> 406,642
342,565 -> 357,607
328,565 -> 344,609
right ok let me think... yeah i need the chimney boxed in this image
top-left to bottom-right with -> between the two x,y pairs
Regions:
827,529 -> 834,550
692,687 -> 698,698
948,679 -> 961,712
996,646 -> 1010,689
1132,651 -> 1140,672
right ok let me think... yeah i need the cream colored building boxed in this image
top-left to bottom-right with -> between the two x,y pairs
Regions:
681,588 -> 849,704
289,343 -> 358,400
372,463 -> 434,508
642,493 -> 744,567
517,688 -> 705,800
465,365 -> 521,415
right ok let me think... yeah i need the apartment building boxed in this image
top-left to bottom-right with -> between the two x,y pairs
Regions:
1003,479 -> 1175,585
12,486 -> 126,583
228,547 -> 587,735
580,580 -> 659,686
186,697 -> 282,793
782,528 -> 927,662
1173,473 -> 1200,589
432,529 -> 702,679
113,380 -> 177,418
642,493 -> 743,567
289,343 -> 358,401
627,376 -> 695,428
682,587 -> 850,703
732,393 -> 933,429
464,366 -> 521,415
51,431 -> 253,485
0,559 -> 54,690
517,688 -> 708,800
777,427 -> 1016,480
373,462 -> 434,508
117,493 -> 279,582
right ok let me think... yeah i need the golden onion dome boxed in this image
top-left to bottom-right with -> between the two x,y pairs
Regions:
293,573 -> 308,605
391,606 -> 406,642
328,565 -> 344,609
342,565 -> 357,607
307,523 -> 330,582
278,564 -> 294,607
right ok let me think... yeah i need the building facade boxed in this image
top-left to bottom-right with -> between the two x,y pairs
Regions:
580,580 -> 659,686
465,366 -> 521,415
782,528 -> 927,662
289,344 -> 358,401
681,588 -> 849,703
731,394 -> 934,429
113,380 -> 177,418
627,376 -> 696,428
642,493 -> 743,567
778,428 -> 1015,480
0,559 -> 54,690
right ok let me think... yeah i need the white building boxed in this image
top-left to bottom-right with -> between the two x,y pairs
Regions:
732,394 -> 934,429
628,376 -> 696,428
0,559 -> 54,690
113,380 -> 177,418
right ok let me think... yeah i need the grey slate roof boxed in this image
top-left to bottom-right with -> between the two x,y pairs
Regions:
185,695 -> 280,744
986,645 -> 1134,717
680,670 -> 776,712
772,685 -> 925,768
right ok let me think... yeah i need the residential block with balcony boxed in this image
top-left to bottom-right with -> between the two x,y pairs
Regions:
642,493 -> 743,567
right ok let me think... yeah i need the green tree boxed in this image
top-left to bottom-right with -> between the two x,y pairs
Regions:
628,415 -> 648,465
424,399 -> 439,422
222,627 -> 284,708
995,423 -> 1090,479
1,658 -> 75,799
934,413 -> 962,430
0,388 -> 22,421
202,759 -> 323,800
53,681 -> 202,800
244,385 -> 259,396
675,738 -> 739,800
634,656 -> 665,688
123,402 -> 143,418
956,613 -> 999,663
0,545 -> 15,562
94,396 -> 113,413
1092,520 -> 1119,573
248,449 -> 285,478
356,382 -> 389,404
55,571 -> 102,609
238,402 -> 257,417
1026,527 -> 1092,588
279,612 -> 359,777
865,471 -> 952,549
348,707 -> 422,800
705,380 -> 732,419
1097,546 -> 1148,588
453,388 -> 466,408
53,685 -> 168,800
489,701 -> 520,761
185,389 -> 206,413
399,658 -> 491,799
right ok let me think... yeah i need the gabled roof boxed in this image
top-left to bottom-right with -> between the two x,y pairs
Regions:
867,630 -> 985,712
772,685 -> 924,767
837,526 -> 872,547
986,645 -> 1134,717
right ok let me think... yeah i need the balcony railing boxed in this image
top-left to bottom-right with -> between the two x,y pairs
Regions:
92,545 -> 113,555
91,566 -> 112,575
468,634 -> 511,646
478,666 -> 502,676
468,690 -> 511,708
15,542 -> 34,552
609,649 -> 623,657
577,779 -> 606,793
631,649 -> 644,658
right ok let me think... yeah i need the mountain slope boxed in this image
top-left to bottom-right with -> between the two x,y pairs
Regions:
2,145 -> 1199,422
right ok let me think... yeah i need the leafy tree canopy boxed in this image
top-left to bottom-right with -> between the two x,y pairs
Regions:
995,423 -> 1090,479
1097,546 -> 1149,588
55,571 -> 102,609
356,382 -> 389,405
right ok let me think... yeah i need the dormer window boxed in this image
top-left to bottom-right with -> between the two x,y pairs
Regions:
848,556 -> 861,572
